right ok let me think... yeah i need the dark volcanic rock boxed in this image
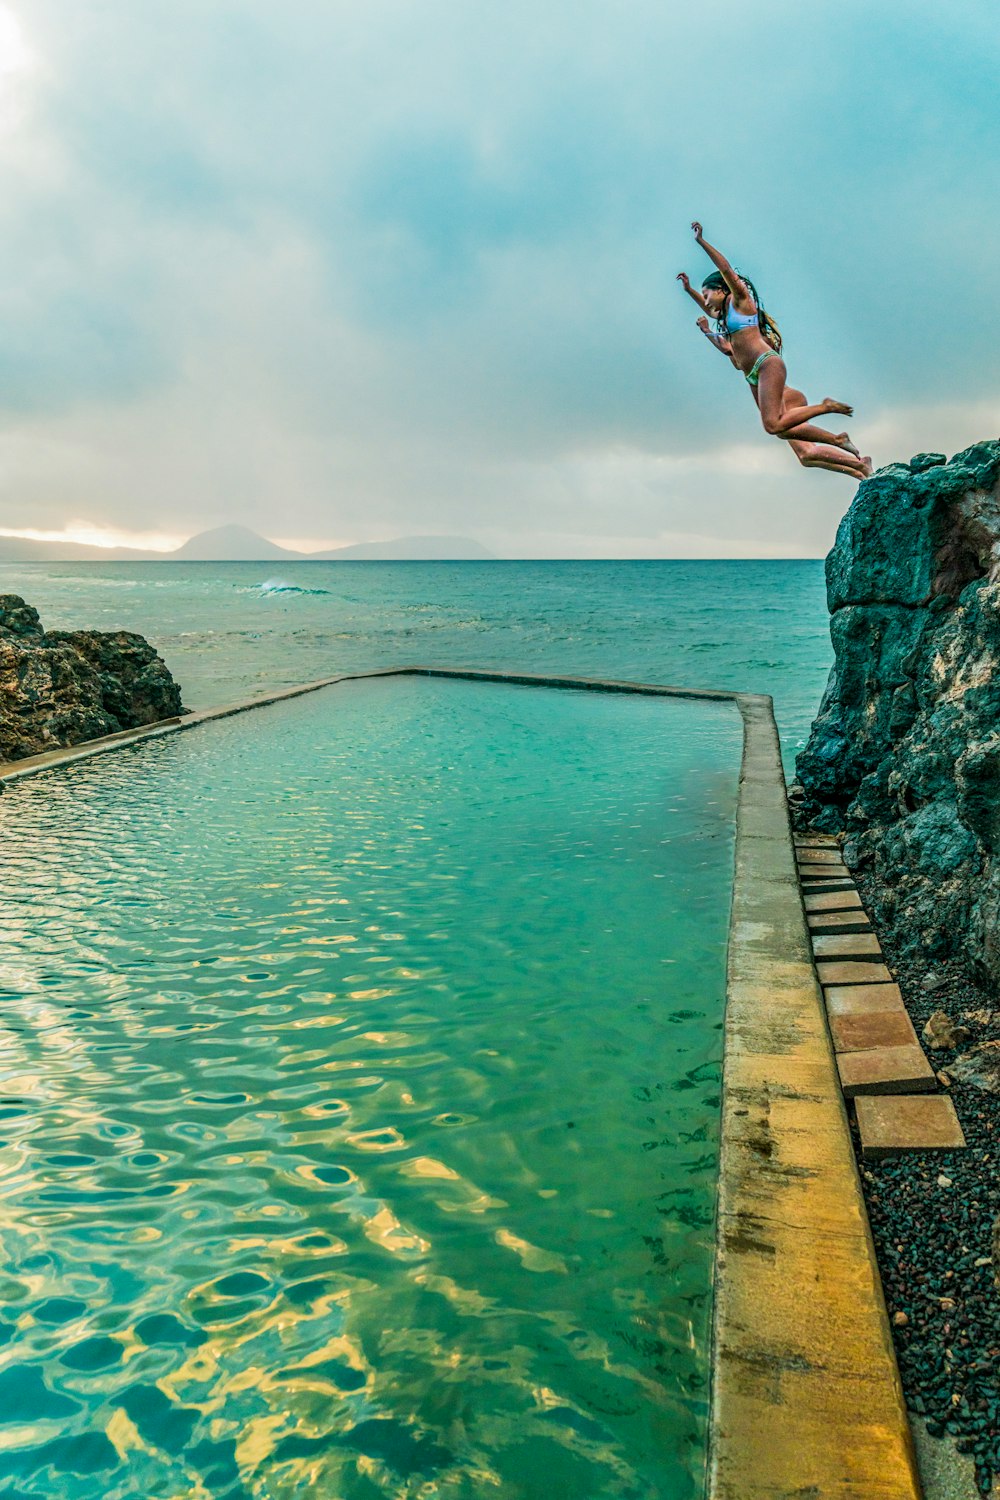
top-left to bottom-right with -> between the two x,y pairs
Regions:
949,1041 -> 1000,1093
793,440 -> 1000,985
0,594 -> 184,762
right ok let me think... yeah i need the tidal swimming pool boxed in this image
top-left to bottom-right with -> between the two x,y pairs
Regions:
0,675 -> 741,1499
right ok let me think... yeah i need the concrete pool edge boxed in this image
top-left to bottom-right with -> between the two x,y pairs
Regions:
0,665 -> 919,1494
711,694 -> 922,1498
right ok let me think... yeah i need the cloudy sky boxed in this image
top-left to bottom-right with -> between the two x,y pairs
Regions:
0,0 -> 995,557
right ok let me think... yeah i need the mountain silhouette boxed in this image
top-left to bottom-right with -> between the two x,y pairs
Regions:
172,525 -> 297,561
0,526 -> 494,563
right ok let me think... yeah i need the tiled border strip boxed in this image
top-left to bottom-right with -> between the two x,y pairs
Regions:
0,666 -> 921,1496
795,848 -> 965,1157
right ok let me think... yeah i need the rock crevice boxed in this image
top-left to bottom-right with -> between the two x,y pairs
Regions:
794,440 -> 1000,985
0,594 -> 184,763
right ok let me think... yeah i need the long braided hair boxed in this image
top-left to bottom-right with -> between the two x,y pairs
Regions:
701,270 -> 782,353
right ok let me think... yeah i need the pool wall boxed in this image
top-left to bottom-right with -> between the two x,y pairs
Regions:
0,664 -> 921,1496
712,695 -> 922,1498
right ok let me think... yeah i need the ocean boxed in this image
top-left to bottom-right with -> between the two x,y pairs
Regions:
0,559 -> 832,765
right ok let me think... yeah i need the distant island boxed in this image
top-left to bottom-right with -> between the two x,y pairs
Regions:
0,525 -> 496,563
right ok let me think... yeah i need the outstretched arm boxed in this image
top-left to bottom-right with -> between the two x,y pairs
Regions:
679,270 -> 736,364
676,271 -> 710,312
691,222 -> 751,306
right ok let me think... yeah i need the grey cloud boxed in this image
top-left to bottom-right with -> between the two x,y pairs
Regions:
0,0 -> 995,550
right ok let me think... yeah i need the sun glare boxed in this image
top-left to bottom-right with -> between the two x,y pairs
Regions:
0,523 -> 185,552
0,6 -> 31,78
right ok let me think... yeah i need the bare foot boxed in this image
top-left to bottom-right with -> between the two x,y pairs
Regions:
823,398 -> 854,417
862,455 -> 874,477
837,433 -> 861,458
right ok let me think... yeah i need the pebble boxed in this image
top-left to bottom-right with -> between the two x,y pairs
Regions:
924,1010 -> 974,1050
848,910 -> 1000,1498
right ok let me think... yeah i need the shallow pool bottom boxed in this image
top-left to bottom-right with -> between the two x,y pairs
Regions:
0,674 -> 741,1499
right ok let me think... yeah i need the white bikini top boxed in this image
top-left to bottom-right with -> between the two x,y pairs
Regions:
725,299 -> 759,334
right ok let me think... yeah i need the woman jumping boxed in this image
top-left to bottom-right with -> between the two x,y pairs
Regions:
677,222 -> 868,473
685,303 -> 872,480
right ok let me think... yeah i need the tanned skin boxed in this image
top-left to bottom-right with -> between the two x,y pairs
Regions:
678,222 -> 864,452
675,236 -> 871,479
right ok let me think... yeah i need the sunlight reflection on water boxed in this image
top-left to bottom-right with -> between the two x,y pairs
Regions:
0,676 -> 740,1498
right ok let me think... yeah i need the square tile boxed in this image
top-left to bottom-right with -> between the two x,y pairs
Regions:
808,911 -> 872,933
855,1094 -> 966,1156
812,933 -> 883,960
804,890 -> 864,912
816,960 -> 895,986
794,848 -> 844,865
838,1045 -> 936,1097
823,983 -> 906,1016
828,1009 -> 918,1053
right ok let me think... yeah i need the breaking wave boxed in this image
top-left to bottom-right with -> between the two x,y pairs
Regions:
247,577 -> 331,597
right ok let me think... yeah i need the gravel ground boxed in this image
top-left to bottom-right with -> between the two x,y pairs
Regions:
853,868 -> 1000,1498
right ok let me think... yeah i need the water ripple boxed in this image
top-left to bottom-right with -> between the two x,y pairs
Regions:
0,676 -> 739,1498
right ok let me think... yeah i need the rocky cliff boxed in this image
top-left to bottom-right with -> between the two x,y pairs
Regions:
793,440 -> 1000,984
0,595 -> 184,763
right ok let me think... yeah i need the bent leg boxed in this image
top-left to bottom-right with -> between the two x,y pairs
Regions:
779,421 -> 860,444
797,443 -> 871,479
766,400 -> 853,435
782,385 -> 858,450
759,360 -> 853,434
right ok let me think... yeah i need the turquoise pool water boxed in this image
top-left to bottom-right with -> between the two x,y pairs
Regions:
0,676 -> 741,1498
